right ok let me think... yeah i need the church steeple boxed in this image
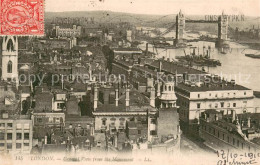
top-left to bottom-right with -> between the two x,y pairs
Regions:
1,36 -> 19,87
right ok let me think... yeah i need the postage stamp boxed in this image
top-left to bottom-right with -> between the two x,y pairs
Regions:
0,0 -> 44,35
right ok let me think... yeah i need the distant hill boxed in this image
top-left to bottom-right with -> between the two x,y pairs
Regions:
45,11 -> 260,30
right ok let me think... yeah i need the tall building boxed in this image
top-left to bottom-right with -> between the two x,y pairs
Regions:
0,113 -> 33,154
175,76 -> 254,135
1,36 -> 19,87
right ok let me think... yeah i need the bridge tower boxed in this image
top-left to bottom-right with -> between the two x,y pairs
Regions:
216,11 -> 229,48
174,10 -> 185,47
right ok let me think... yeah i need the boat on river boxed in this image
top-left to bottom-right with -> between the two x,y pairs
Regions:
245,53 -> 260,59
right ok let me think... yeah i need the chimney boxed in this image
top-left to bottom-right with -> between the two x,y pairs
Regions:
157,81 -> 161,97
231,110 -> 236,122
94,86 -> 98,111
145,43 -> 148,55
44,135 -> 47,144
159,61 -> 162,72
115,88 -> 119,107
150,87 -> 155,107
61,75 -> 64,90
248,117 -> 251,128
125,87 -> 130,107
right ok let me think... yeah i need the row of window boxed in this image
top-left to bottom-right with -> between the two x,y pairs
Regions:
198,92 -> 247,99
202,124 -> 251,150
0,123 -> 30,129
36,117 -> 62,123
0,133 -> 30,140
197,102 -> 237,109
0,143 -> 29,150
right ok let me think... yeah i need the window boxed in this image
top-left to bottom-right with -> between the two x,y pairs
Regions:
227,103 -> 230,107
102,119 -> 106,126
198,94 -> 200,98
7,133 -> 12,140
0,133 -> 4,140
57,103 -> 65,109
24,143 -> 29,147
233,103 -> 236,107
55,117 -> 60,123
24,133 -> 29,140
0,143 -> 4,147
221,102 -> 224,108
209,93 -> 211,97
7,123 -> 12,128
16,143 -> 22,149
16,133 -> 22,140
244,92 -> 246,95
215,103 -> 218,108
7,61 -> 12,73
197,103 -> 201,109
138,130 -> 141,134
7,143 -> 12,149
222,134 -> 225,140
37,118 -> 42,123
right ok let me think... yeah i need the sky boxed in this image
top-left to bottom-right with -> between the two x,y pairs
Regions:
45,0 -> 260,16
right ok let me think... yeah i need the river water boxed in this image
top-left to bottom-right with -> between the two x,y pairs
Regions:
138,29 -> 260,107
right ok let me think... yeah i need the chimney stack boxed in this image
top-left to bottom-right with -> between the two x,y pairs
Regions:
231,110 -> 236,122
145,43 -> 148,55
125,87 -> 130,107
94,86 -> 98,111
115,88 -> 119,107
157,81 -> 161,97
150,87 -> 155,107
248,117 -> 251,128
159,61 -> 162,72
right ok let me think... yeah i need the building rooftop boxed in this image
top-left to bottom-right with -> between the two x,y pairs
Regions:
147,60 -> 206,75
175,79 -> 250,92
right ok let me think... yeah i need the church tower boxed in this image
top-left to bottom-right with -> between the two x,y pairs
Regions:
1,36 -> 19,87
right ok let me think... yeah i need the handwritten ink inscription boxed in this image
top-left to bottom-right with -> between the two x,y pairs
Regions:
216,150 -> 260,165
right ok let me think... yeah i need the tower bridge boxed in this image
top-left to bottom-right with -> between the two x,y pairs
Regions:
174,10 -> 229,48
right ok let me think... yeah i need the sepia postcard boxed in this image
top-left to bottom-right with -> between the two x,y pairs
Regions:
0,0 -> 260,164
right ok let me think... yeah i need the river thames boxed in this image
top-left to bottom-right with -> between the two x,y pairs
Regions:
138,30 -> 260,108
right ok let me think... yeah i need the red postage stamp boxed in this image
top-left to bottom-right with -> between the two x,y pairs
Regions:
0,0 -> 44,35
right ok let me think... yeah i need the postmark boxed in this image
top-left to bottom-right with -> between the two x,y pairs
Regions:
0,0 -> 44,35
